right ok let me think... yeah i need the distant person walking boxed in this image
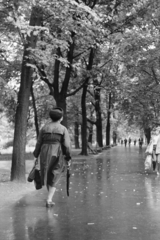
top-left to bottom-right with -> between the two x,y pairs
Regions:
124,138 -> 127,147
139,138 -> 143,148
33,107 -> 72,207
134,139 -> 137,146
145,133 -> 159,173
128,138 -> 131,146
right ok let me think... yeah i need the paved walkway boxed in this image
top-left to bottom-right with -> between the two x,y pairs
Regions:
1,145 -> 160,240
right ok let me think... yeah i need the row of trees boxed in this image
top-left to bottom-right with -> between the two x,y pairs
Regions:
1,0 -> 160,181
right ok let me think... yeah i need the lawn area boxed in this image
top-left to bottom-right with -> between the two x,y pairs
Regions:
0,149 -> 82,161
0,152 -> 34,161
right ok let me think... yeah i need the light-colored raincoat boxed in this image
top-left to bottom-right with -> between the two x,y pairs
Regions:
33,121 -> 71,187
155,135 -> 160,154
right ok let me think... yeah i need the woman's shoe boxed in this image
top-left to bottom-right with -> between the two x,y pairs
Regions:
46,201 -> 55,208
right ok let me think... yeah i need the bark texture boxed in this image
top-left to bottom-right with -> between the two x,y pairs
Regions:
144,127 -> 151,144
81,48 -> 94,155
106,93 -> 111,146
11,6 -> 43,181
94,84 -> 103,147
74,121 -> 80,149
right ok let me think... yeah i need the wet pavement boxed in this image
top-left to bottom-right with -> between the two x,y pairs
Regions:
1,145 -> 160,240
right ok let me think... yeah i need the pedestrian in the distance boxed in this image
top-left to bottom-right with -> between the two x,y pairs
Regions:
139,138 -> 143,148
134,139 -> 137,146
33,107 -> 72,207
124,138 -> 127,147
128,138 -> 131,146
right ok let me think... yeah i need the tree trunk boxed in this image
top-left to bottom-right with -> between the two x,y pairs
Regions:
31,83 -> 39,138
144,127 -> 151,144
57,97 -> 68,127
53,34 -> 75,128
74,121 -> 80,149
81,81 -> 88,155
11,6 -> 43,182
81,48 -> 94,155
94,85 -> 103,147
106,93 -> 111,146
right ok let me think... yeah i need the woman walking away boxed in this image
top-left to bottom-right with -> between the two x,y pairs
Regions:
33,107 -> 72,207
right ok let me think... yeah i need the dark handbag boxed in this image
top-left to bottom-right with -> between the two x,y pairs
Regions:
34,169 -> 42,190
27,159 -> 42,190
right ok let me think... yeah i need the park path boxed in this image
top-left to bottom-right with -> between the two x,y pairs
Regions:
1,145 -> 160,240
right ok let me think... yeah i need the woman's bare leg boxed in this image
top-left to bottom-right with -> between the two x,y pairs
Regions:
157,162 -> 160,175
47,186 -> 56,203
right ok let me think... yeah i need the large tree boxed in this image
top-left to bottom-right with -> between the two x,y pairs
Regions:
11,4 -> 43,181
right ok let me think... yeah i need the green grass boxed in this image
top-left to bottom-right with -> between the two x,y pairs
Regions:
0,152 -> 34,161
0,149 -> 82,161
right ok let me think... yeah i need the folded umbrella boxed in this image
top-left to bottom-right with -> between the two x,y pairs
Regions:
66,164 -> 71,196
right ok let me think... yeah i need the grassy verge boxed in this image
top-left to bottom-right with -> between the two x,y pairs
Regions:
0,149 -> 82,161
0,152 -> 34,161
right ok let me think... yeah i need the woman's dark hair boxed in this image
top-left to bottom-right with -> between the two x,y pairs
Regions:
49,107 -> 63,122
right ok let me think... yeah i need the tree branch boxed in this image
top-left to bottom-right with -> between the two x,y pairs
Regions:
100,59 -> 112,69
73,50 -> 87,59
67,80 -> 86,97
0,53 -> 13,66
83,57 -> 88,67
91,100 -> 95,107
151,67 -> 159,85
36,65 -> 53,88
142,69 -> 152,77
87,117 -> 96,125
87,89 -> 94,97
